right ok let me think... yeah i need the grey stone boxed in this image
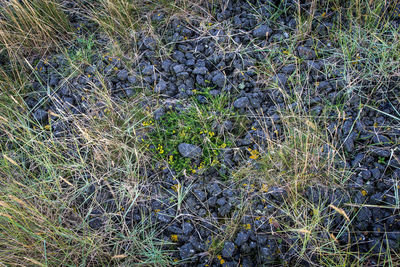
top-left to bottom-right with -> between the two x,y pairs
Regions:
88,217 -> 102,229
253,24 -> 272,39
297,46 -> 316,60
173,64 -> 185,74
177,72 -> 189,79
218,203 -> 232,216
155,79 -> 168,93
127,75 -> 136,84
179,243 -> 195,259
178,143 -> 202,158
234,231 -> 249,246
182,222 -> 194,235
143,37 -> 156,50
222,241 -> 235,258
344,132 -> 357,152
233,97 -> 250,109
117,70 -> 128,81
49,75 -> 60,87
207,182 -> 222,196
272,73 -> 288,87
154,108 -> 165,120
212,73 -> 226,87
157,212 -> 172,223
371,149 -> 390,158
372,134 -> 391,145
193,189 -> 207,202
193,66 -> 208,75
216,197 -> 227,207
173,51 -> 186,63
33,109 -> 48,122
281,64 -> 296,74
162,60 -> 172,72
142,65 -> 154,75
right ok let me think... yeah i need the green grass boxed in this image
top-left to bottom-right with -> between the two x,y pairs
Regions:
143,90 -> 247,175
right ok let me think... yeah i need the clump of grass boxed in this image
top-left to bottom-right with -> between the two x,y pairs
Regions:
0,0 -> 72,66
87,0 -> 140,43
0,65 -> 175,265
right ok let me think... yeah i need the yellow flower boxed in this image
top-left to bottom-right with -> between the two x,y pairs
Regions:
243,223 -> 251,230
249,149 -> 259,160
44,125 -> 51,131
361,190 -> 367,196
261,184 -> 268,192
217,255 -> 225,265
171,234 -> 178,242
171,184 -> 181,192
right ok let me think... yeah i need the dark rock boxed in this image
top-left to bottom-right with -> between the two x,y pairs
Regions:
297,46 -> 316,60
351,153 -> 364,167
32,109 -> 48,123
127,75 -> 137,84
370,168 -> 381,179
193,189 -> 207,202
281,64 -> 296,75
212,72 -> 226,87
218,203 -> 232,216
182,222 -> 194,235
343,132 -> 357,152
49,75 -> 60,87
142,65 -> 154,75
155,79 -> 168,93
207,183 -> 222,196
272,73 -> 288,87
222,241 -> 235,258
371,149 -> 390,158
372,134 -> 391,145
173,64 -> 186,74
173,51 -> 186,63
177,72 -> 189,80
88,217 -> 102,229
193,66 -> 208,75
157,212 -> 172,223
234,231 -> 249,246
178,143 -> 202,158
143,37 -> 156,50
252,24 -> 272,39
117,70 -> 128,81
233,97 -> 250,108
179,243 -> 195,259
216,197 -> 227,207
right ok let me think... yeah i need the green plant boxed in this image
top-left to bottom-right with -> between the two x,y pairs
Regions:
144,92 -> 243,174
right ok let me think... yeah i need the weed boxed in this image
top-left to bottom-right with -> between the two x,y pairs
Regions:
144,92 -> 245,174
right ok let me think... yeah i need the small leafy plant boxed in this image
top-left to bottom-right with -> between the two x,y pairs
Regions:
143,92 -> 244,174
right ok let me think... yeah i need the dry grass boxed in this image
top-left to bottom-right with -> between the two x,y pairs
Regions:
0,0 -> 72,66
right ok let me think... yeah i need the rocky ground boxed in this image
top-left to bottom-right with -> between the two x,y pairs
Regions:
1,0 -> 399,266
